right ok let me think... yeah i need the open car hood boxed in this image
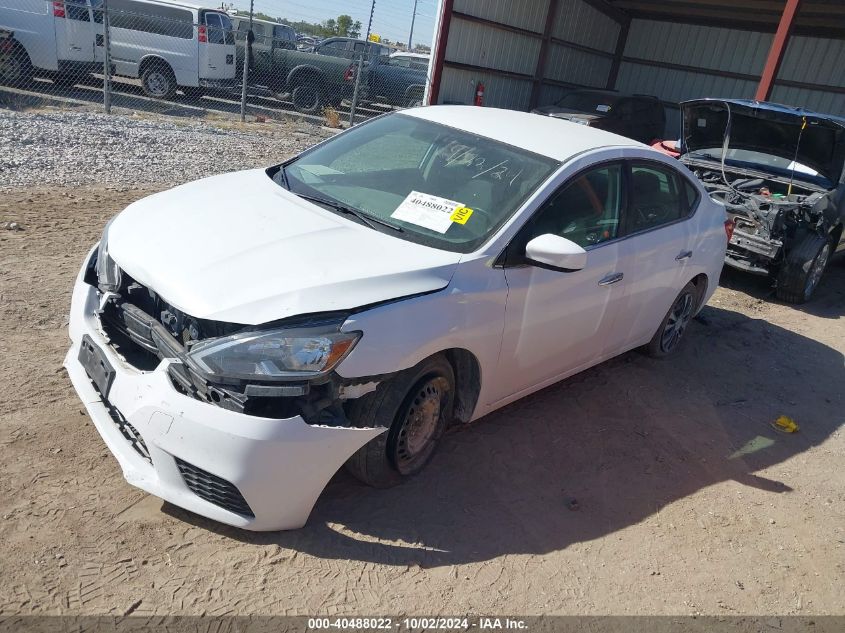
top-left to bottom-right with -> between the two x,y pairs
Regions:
680,99 -> 845,185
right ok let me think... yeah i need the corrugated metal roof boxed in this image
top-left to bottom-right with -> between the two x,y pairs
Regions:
445,17 -> 541,75
453,0 -> 547,33
615,62 -> 758,103
553,0 -> 620,53
779,36 -> 845,87
624,20 -> 772,75
544,43 -> 612,87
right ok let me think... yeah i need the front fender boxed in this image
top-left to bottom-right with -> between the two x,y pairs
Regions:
337,256 -> 506,420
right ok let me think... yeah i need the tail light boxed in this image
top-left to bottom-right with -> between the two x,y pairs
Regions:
343,65 -> 355,82
198,25 -> 207,43
53,1 -> 65,17
724,218 -> 735,241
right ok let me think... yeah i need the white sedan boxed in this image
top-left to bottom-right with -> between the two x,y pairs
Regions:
65,107 -> 728,530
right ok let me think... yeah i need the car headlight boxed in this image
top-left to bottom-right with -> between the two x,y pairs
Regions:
185,326 -> 360,380
96,218 -> 122,292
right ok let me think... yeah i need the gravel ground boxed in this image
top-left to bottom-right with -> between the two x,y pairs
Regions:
0,108 -> 331,190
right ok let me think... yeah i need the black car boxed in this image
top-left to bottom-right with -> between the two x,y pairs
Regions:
679,99 -> 845,303
531,89 -> 665,144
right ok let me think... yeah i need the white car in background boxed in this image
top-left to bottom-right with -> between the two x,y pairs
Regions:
65,107 -> 728,531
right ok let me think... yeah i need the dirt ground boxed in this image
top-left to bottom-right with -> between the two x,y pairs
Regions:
1,187 -> 843,617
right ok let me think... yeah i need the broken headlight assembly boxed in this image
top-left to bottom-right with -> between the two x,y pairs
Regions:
95,219 -> 122,292
184,326 -> 361,382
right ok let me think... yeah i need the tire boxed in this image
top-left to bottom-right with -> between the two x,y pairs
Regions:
290,83 -> 322,114
344,355 -> 455,488
141,63 -> 176,99
0,44 -> 32,87
645,281 -> 698,358
775,232 -> 832,304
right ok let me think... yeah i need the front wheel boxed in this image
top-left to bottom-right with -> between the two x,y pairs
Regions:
776,232 -> 832,304
345,355 -> 455,488
645,281 -> 698,358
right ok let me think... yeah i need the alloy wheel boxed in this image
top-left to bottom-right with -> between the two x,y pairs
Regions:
661,291 -> 694,353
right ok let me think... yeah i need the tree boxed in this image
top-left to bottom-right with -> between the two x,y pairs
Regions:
336,14 -> 352,37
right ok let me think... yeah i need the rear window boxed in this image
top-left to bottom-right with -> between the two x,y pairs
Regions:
204,11 -> 234,46
109,0 -> 194,39
274,24 -> 295,41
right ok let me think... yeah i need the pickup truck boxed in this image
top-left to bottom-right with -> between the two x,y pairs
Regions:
233,21 -> 354,114
357,54 -> 428,109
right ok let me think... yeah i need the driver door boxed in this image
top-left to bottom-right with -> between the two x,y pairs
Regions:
492,162 -> 630,402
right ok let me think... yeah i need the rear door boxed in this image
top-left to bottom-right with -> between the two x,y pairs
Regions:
200,11 -> 234,80
611,160 -> 698,348
54,0 -> 96,62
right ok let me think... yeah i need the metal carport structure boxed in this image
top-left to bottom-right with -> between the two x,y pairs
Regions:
425,0 -> 845,132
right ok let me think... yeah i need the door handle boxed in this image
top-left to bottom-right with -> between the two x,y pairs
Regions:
675,250 -> 693,261
598,272 -> 624,286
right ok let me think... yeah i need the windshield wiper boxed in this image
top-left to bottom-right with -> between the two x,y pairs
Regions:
294,193 -> 404,233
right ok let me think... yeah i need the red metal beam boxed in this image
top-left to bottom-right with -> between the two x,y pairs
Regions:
427,0 -> 454,105
755,0 -> 801,101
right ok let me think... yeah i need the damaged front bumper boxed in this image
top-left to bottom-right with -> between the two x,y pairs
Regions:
64,251 -> 384,531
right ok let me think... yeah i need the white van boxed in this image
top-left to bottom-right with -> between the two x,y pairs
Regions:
0,0 -> 103,85
106,0 -> 235,98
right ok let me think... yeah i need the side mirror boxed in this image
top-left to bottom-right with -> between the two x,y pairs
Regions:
525,234 -> 587,272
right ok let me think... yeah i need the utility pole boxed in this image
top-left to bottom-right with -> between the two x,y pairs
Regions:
365,0 -> 375,41
349,0 -> 375,126
408,0 -> 418,51
239,0 -> 254,122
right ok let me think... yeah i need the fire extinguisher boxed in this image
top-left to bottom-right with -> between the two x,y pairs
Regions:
474,82 -> 484,106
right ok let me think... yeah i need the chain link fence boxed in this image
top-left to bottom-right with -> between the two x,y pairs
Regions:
0,0 -> 430,126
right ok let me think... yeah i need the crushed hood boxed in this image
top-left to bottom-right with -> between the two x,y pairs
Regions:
107,169 -> 462,325
680,99 -> 845,185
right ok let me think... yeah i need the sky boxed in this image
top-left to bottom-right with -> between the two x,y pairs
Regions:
228,0 -> 439,47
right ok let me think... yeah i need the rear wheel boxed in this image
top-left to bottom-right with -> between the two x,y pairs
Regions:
291,83 -> 322,114
776,232 -> 832,304
345,355 -> 455,488
0,44 -> 32,87
141,63 -> 176,99
645,281 -> 698,358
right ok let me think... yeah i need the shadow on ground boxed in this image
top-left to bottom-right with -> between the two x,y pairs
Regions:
167,267 -> 845,567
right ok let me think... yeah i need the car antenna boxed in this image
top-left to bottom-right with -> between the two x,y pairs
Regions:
787,116 -> 808,197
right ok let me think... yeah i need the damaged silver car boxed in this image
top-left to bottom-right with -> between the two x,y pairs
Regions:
679,99 -> 845,303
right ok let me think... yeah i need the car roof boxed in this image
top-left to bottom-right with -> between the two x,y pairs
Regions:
402,106 -> 644,161
231,15 -> 290,28
142,0 -> 224,11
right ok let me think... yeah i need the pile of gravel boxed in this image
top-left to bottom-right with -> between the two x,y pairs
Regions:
0,108 -> 330,190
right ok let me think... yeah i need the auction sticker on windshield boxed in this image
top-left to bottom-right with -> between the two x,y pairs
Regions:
391,191 -> 469,233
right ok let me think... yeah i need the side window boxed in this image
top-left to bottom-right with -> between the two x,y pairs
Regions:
626,163 -> 689,234
518,164 -> 623,251
66,0 -> 90,21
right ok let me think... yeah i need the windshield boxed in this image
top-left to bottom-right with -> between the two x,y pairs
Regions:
685,147 -> 819,177
279,114 -> 559,253
554,91 -> 618,113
